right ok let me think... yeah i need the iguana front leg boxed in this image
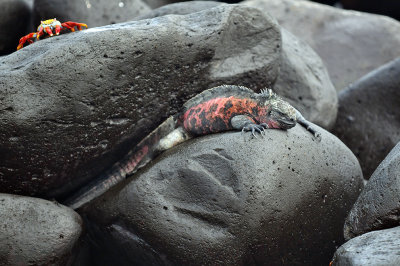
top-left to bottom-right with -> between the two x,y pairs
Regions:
295,110 -> 321,140
231,115 -> 267,137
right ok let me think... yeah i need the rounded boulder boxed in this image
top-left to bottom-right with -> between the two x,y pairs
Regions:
0,193 -> 83,265
83,124 -> 363,265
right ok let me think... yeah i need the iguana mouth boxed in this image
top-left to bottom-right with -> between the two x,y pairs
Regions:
277,118 -> 296,129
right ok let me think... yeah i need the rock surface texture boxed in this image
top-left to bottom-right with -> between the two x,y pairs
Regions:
1,4 -> 337,200
0,193 -> 82,265
0,5 -> 282,199
136,1 -> 338,129
0,0 -> 31,55
276,28 -> 337,129
83,125 -> 363,265
244,0 -> 400,91
333,58 -> 400,180
134,1 -> 223,20
344,142 -> 400,240
332,226 -> 400,266
33,0 -> 151,27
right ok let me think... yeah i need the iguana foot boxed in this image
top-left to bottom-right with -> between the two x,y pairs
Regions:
242,123 -> 265,138
303,123 -> 321,142
313,132 -> 322,142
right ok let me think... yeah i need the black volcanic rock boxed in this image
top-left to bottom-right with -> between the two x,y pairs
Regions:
244,0 -> 400,91
0,5 -> 282,199
83,125 -> 363,265
0,0 -> 31,55
0,193 -> 82,265
344,142 -> 400,240
332,226 -> 400,266
136,1 -> 338,129
333,58 -> 400,179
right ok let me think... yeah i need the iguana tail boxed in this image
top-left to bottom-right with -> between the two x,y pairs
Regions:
64,116 -> 191,210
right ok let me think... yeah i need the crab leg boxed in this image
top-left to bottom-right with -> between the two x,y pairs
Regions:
17,32 -> 36,50
55,24 -> 61,35
61,21 -> 88,32
37,27 -> 44,40
44,26 -> 53,37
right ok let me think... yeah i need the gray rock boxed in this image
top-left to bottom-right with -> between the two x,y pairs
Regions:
134,1 -> 223,20
0,5 -> 281,199
141,0 -> 179,9
0,193 -> 82,265
332,58 -> 400,180
332,227 -> 400,266
136,1 -> 338,129
83,125 -> 363,265
276,28 -> 337,129
244,0 -> 400,92
344,142 -> 400,240
0,0 -> 31,55
33,0 -> 151,28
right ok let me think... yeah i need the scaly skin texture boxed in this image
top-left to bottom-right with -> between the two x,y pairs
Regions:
65,85 -> 320,209
180,85 -> 298,135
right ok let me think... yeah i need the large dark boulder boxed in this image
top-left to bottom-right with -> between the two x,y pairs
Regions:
83,125 -> 363,265
0,0 -> 31,55
135,1 -> 338,129
344,142 -> 400,240
0,5 -> 282,199
244,0 -> 400,91
333,58 -> 400,179
0,193 -> 82,265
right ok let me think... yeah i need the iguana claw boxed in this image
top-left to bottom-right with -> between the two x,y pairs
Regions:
314,132 -> 322,142
242,123 -> 265,138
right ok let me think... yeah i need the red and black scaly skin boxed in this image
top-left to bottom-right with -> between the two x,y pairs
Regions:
181,96 -> 268,135
179,85 -> 298,136
65,85 -> 316,209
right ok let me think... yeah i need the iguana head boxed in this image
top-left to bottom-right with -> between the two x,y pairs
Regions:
260,89 -> 297,129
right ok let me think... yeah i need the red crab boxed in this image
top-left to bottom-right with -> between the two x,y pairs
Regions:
17,18 -> 88,50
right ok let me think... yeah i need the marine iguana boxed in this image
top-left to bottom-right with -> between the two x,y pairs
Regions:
65,85 -> 320,209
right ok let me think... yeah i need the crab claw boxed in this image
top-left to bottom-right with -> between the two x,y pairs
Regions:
17,32 -> 36,50
61,21 -> 88,32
